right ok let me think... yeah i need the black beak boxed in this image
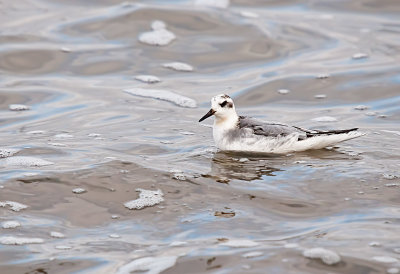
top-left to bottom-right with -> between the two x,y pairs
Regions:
199,109 -> 216,122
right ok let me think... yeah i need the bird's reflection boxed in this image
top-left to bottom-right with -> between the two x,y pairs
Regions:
203,147 -> 361,183
204,151 -> 283,183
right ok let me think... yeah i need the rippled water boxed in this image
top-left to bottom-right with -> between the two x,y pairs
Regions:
1,0 -> 400,273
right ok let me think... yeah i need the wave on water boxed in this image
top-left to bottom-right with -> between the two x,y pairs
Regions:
124,88 -> 197,108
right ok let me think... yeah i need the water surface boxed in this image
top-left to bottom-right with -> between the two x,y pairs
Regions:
0,0 -> 400,273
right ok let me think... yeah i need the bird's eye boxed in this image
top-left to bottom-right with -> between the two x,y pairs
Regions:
220,101 -> 228,107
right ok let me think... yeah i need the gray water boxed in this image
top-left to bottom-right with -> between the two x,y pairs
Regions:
0,0 -> 400,273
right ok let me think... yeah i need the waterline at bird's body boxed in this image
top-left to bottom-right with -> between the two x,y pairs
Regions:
199,94 -> 364,154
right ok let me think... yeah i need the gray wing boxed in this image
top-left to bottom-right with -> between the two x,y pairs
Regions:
239,116 -> 306,139
239,116 -> 359,139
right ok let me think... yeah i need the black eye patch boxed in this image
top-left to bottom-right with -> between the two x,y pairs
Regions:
219,101 -> 228,107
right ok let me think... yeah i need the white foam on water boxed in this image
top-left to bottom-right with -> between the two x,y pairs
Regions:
50,231 -> 65,238
20,172 -> 39,177
316,73 -> 330,79
195,0 -> 229,9
388,268 -> 400,274
0,236 -> 44,245
352,52 -> 369,59
180,131 -> 195,135
170,169 -> 186,181
60,47 -> 72,52
369,241 -> 381,247
117,256 -> 178,274
139,21 -> 176,46
124,88 -> 197,108
151,20 -> 166,30
385,183 -> 400,187
135,75 -> 161,83
303,248 -> 341,265
88,133 -> 101,137
242,251 -> 263,258
239,11 -> 259,18
55,245 -> 72,250
162,62 -> 194,72
169,241 -> 187,247
109,234 -> 121,238
311,116 -> 338,122
2,156 -> 54,167
48,142 -> 67,147
284,243 -> 299,248
124,188 -> 164,210
220,239 -> 259,248
172,173 -> 186,181
1,221 -> 21,229
277,89 -> 290,95
27,130 -> 46,135
314,94 -> 327,99
105,157 -> 117,160
9,104 -> 30,111
383,173 -> 399,180
72,188 -> 86,194
0,148 -> 20,158
160,140 -> 173,144
354,105 -> 369,110
54,133 -> 74,139
373,256 -> 398,263
0,201 -> 28,212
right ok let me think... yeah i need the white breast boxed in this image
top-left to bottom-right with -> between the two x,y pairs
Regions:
212,117 -> 239,150
212,125 -> 227,149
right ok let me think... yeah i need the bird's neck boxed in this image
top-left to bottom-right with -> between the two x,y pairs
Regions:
214,113 -> 239,130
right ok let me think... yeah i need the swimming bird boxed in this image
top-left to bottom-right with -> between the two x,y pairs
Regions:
198,94 -> 364,154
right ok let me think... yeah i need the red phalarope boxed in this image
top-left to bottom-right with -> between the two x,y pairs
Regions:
199,94 -> 364,154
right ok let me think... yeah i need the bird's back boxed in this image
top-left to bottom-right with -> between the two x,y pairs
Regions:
238,116 -> 306,139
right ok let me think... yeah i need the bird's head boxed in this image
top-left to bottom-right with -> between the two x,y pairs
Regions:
199,94 -> 237,123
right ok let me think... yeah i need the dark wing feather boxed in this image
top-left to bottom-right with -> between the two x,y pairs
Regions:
292,126 -> 359,137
